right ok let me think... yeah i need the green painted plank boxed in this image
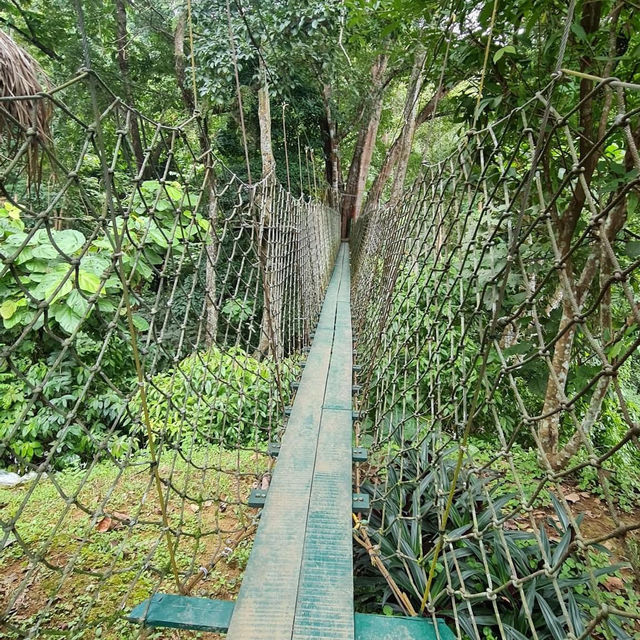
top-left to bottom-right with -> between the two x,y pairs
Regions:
352,447 -> 368,462
336,247 -> 351,304
354,613 -> 456,640
225,247 -> 344,640
292,410 -> 354,640
324,249 -> 352,410
352,492 -> 369,513
128,594 -> 232,632
246,489 -> 373,512
225,343 -> 330,638
324,256 -> 353,410
293,245 -> 353,640
323,300 -> 353,410
267,444 -> 367,463
129,596 -> 455,640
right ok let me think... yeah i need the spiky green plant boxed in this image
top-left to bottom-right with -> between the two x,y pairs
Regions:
355,432 -> 631,639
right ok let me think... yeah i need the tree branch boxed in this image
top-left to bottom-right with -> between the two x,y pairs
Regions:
0,17 -> 61,61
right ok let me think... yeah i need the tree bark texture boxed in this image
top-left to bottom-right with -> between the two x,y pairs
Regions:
321,83 -> 341,216
255,61 -> 282,360
114,0 -> 145,170
340,55 -> 388,232
534,0 -> 637,470
364,78 -> 447,214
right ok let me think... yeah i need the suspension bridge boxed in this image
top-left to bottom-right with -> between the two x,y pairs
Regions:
1,4 -> 640,640
128,244 -> 453,639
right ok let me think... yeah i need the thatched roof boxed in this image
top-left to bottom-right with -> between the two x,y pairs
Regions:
0,29 -> 52,173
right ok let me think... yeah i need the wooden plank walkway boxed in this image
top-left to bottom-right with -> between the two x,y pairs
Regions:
129,242 -> 455,639
226,243 -> 354,640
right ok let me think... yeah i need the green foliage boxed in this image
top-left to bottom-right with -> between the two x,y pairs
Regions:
0,184 -> 206,336
0,334 -> 133,470
195,0 -> 341,103
355,434 -> 632,639
0,181 -> 213,469
141,346 -> 299,448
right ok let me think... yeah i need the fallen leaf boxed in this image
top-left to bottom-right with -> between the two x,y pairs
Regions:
95,516 -> 113,533
112,511 -> 131,523
565,492 -> 580,503
604,576 -> 624,592
95,512 -> 130,532
190,504 -> 199,513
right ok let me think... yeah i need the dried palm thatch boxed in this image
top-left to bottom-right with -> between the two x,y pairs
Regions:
0,29 -> 52,180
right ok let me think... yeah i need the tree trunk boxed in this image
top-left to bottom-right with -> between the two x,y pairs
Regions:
320,83 -> 341,213
388,49 -> 427,208
536,0 -> 607,470
114,0 -> 145,170
174,8 -> 218,346
341,55 -> 388,232
174,11 -> 196,115
255,61 -> 282,360
538,117 -> 636,469
538,311 -> 576,464
364,79 -> 446,214
205,181 -> 219,346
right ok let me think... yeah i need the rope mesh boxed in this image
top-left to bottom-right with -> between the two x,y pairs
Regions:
352,77 -> 640,639
1,4 -> 640,640
0,70 -> 339,638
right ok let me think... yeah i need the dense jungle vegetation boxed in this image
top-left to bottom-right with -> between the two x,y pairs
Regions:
1,0 -> 637,471
0,0 -> 639,638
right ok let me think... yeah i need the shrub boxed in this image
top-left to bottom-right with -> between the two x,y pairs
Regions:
355,433 -> 631,639
140,346 -> 299,448
0,334 -> 133,470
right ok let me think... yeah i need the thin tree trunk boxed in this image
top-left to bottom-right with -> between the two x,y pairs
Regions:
174,11 -> 196,115
341,55 -> 388,229
388,49 -> 426,208
536,0 -> 607,470
538,311 -> 577,462
174,8 -> 218,345
365,81 -> 446,213
114,0 -> 145,170
255,61 -> 281,360
205,181 -> 219,346
321,83 -> 341,214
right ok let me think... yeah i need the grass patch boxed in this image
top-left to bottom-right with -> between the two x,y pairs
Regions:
0,446 -> 266,638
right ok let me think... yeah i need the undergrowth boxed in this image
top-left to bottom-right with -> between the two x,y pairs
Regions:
0,446 -> 264,639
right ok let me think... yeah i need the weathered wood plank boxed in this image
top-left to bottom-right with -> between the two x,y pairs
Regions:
225,247 -> 347,640
129,595 -> 454,639
129,595 -> 233,632
292,244 -> 353,640
292,409 -> 353,640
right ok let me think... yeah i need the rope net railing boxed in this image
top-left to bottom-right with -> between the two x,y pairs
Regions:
0,69 -> 340,638
351,75 -> 640,640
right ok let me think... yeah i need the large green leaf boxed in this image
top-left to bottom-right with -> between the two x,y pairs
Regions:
32,267 -> 73,302
52,296 -> 86,334
32,242 -> 60,260
66,290 -> 89,317
0,299 -> 18,320
53,229 -> 86,256
77,271 -> 101,294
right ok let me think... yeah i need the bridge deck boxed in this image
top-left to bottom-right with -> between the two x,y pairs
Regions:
129,243 -> 455,640
226,243 -> 354,640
